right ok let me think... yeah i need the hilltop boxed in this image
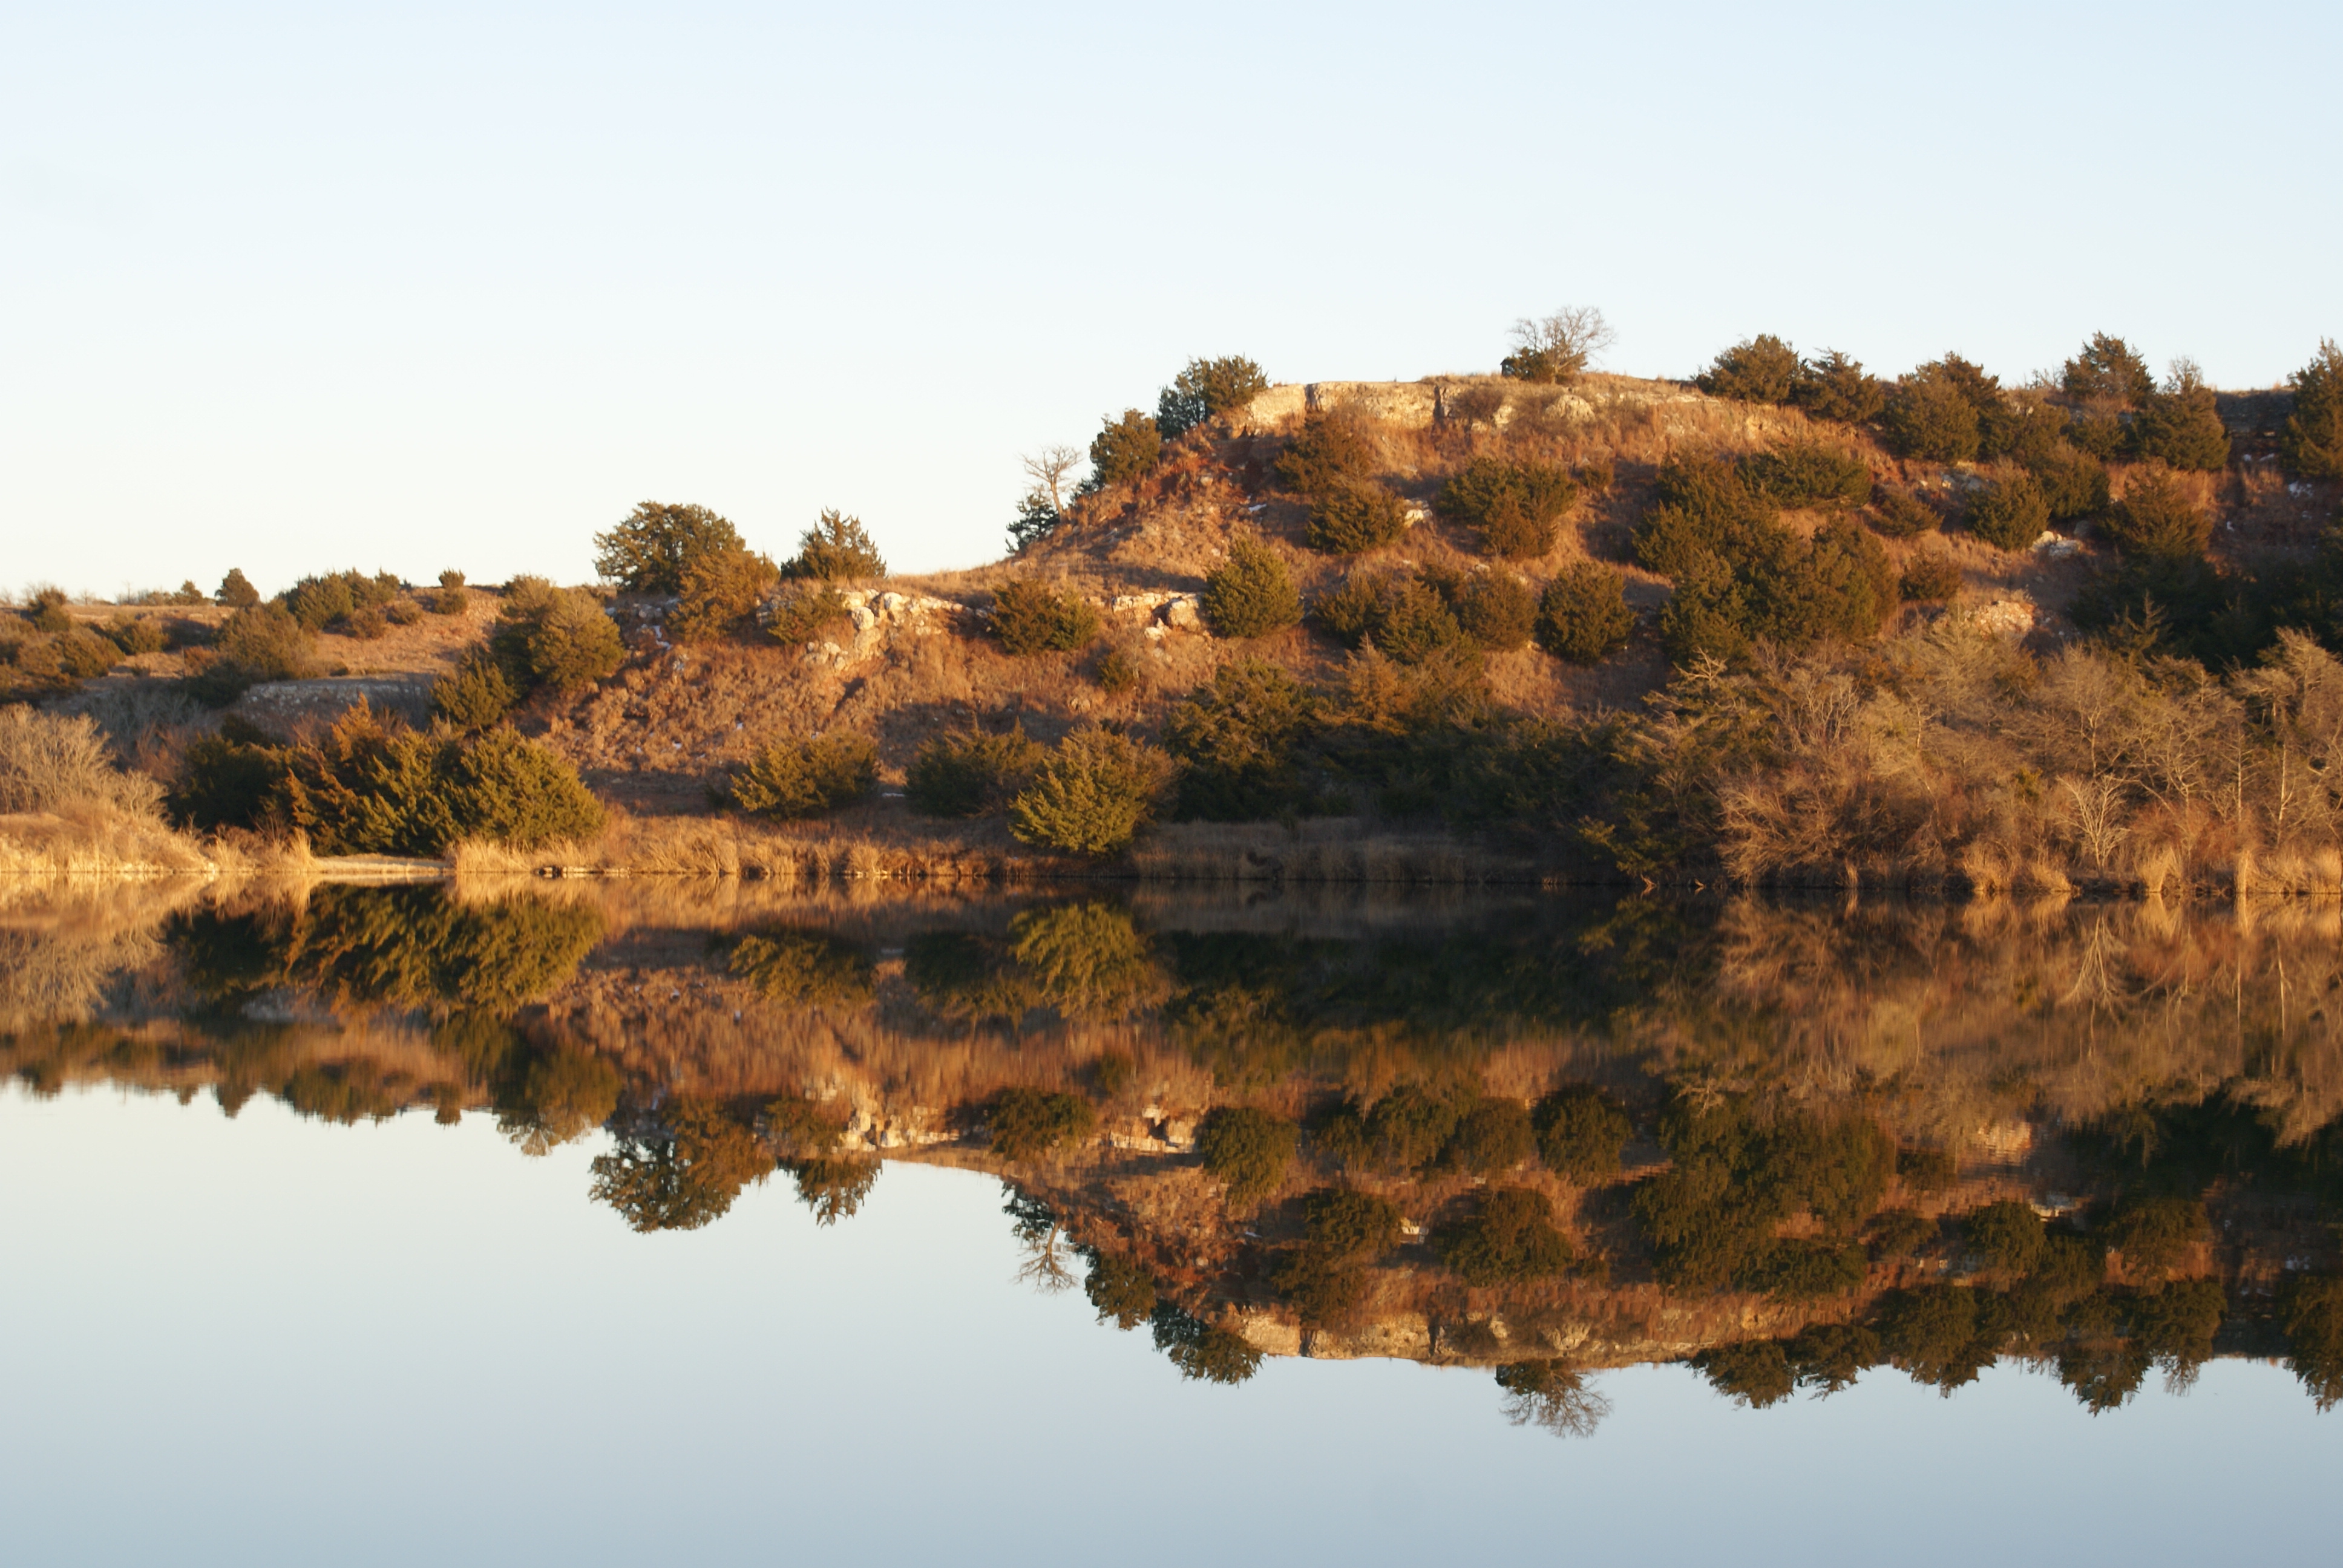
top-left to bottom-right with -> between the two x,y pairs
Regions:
7,332 -> 2343,889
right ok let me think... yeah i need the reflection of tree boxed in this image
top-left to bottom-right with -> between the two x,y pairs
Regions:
1009,903 -> 1168,1020
1149,1302 -> 1262,1385
729,929 -> 875,1006
502,1047 -> 621,1155
1495,1361 -> 1610,1438
1003,1186 -> 1078,1292
904,931 -> 1035,1024
589,1100 -> 771,1232
791,1157 -> 879,1225
170,886 -> 602,1013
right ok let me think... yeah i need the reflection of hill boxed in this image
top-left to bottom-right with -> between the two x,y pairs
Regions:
6,880 -> 2343,1419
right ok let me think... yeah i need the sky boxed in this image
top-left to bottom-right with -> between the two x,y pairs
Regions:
4,1 -> 2339,597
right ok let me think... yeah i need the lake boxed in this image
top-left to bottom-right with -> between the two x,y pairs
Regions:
4,879 -> 2341,1564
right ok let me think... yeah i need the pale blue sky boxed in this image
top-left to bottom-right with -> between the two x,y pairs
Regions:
4,2 -> 2337,595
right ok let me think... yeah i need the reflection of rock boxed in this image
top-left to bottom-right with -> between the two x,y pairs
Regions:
1973,1120 -> 2034,1163
795,589 -> 963,670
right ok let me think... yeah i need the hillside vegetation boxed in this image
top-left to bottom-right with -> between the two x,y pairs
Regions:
7,326 -> 2343,889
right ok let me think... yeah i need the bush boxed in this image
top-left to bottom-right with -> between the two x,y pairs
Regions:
2101,468 -> 2210,561
492,585 -> 624,694
987,1087 -> 1097,1160
1009,725 -> 1170,856
1697,334 -> 1800,403
906,727 -> 1044,817
1532,564 -> 1635,664
344,606 -> 387,640
1162,658 -> 1319,820
1305,481 -> 1411,554
427,585 -> 469,615
1201,537 -> 1302,639
1868,485 -> 1940,539
0,707 -> 165,817
1374,577 -> 1469,664
1156,354 -> 1270,439
761,580 -> 849,645
215,568 -> 261,609
429,655 -> 518,731
2135,377 -> 2230,472
991,578 -> 1101,654
439,569 -> 466,590
1883,362 -> 1986,462
2027,440 -> 2112,521
251,704 -> 601,852
1967,472 -> 2051,550
1533,1085 -> 1631,1182
1093,647 -> 1137,693
1899,553 -> 1963,603
594,501 -> 746,592
1194,1106 -> 1297,1205
283,569 -> 401,631
1963,1200 -> 2049,1273
1436,457 -> 1578,558
670,545 -> 782,643
428,725 -> 608,849
1794,349 -> 1888,423
787,509 -> 886,581
1444,569 -> 1537,652
1632,454 -> 1778,579
104,614 -> 166,656
1742,442 -> 1871,508
1447,1097 -> 1536,1174
1576,455 -> 1616,493
2281,339 -> 2343,480
1432,1186 -> 1573,1286
25,589 -> 73,635
384,598 -> 423,627
729,734 -> 878,818
1655,509 -> 1896,666
169,717 -> 288,829
2063,333 -> 2156,408
188,603 -> 313,703
1274,412 -> 1377,494
1090,408 -> 1162,488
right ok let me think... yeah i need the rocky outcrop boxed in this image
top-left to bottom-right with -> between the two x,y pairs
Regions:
791,588 -> 965,671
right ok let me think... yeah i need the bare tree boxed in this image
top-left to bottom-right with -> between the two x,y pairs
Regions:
1502,307 -> 1617,385
1010,444 -> 1086,552
1021,445 -> 1084,517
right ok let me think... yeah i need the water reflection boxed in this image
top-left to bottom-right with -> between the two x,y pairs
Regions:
7,878 -> 2343,1425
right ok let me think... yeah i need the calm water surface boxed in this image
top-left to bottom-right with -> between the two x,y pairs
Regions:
4,883 -> 2341,1564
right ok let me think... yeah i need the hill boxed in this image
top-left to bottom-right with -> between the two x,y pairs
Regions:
7,338 -> 2342,889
